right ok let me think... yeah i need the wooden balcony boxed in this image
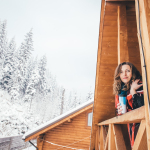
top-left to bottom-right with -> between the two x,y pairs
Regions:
95,106 -> 147,150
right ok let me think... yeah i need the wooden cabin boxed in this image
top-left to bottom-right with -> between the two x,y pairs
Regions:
23,100 -> 93,150
90,0 -> 150,150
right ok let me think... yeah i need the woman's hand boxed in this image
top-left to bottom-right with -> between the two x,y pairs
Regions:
117,103 -> 122,115
130,79 -> 143,96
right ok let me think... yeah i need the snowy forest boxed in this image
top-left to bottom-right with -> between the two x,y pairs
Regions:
0,20 -> 93,137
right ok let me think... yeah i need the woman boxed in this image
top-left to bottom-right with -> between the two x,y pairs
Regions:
113,62 -> 144,148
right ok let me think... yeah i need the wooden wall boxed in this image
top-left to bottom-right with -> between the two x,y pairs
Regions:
90,1 -> 141,149
39,108 -> 92,150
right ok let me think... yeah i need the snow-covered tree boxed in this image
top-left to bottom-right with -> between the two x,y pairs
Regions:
17,29 -> 34,96
37,55 -> 47,95
1,38 -> 16,92
0,21 -> 7,70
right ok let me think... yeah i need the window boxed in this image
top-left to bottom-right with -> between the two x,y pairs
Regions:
87,112 -> 93,126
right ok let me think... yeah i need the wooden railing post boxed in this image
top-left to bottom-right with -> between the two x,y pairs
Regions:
108,124 -> 116,150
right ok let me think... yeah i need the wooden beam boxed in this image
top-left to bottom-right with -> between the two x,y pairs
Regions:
117,4 -> 129,64
100,126 -> 106,150
135,0 -> 150,149
132,120 -> 147,150
67,118 -> 71,122
118,6 -> 120,64
98,106 -> 145,125
113,124 -> 126,150
108,124 -> 116,150
90,0 -> 106,149
103,126 -> 107,149
104,128 -> 109,150
95,128 -> 100,150
37,134 -> 45,150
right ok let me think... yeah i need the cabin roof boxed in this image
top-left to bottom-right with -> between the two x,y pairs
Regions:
22,99 -> 93,141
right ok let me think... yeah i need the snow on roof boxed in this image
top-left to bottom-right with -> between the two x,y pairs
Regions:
22,99 -> 94,140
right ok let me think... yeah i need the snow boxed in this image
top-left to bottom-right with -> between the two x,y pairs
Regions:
0,20 -> 94,139
23,146 -> 36,150
0,90 -> 40,137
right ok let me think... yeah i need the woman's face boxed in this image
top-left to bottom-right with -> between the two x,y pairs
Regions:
120,65 -> 132,84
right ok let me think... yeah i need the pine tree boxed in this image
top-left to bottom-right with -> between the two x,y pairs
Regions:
0,21 -> 7,70
0,21 -> 8,89
17,29 -> 34,96
37,55 -> 47,95
2,38 -> 16,92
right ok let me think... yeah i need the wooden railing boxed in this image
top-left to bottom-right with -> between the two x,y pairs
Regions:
95,106 -> 147,150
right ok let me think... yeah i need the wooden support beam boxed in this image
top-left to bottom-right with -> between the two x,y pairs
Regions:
67,118 -> 71,122
98,106 -> 145,125
104,128 -> 109,150
118,6 -> 120,64
117,5 -> 129,64
135,0 -> 150,149
132,120 -> 147,150
37,134 -> 45,150
100,126 -> 107,150
95,128 -> 100,150
90,0 -> 106,149
108,124 -> 116,150
113,124 -> 126,150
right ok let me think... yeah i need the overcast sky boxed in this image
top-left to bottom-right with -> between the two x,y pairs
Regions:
0,0 -> 101,96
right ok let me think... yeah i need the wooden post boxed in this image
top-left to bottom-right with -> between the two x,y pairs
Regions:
117,5 -> 129,64
108,124 -> 116,150
37,135 -> 45,150
132,120 -> 147,150
118,6 -> 120,65
135,0 -> 150,149
100,126 -> 107,150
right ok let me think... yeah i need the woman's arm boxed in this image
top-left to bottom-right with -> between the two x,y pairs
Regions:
132,93 -> 144,109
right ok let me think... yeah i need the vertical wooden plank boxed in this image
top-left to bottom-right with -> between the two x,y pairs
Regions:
118,5 -> 129,63
100,126 -> 107,150
108,124 -> 116,150
95,128 -> 100,150
113,124 -> 126,150
135,0 -> 150,149
102,126 -> 107,149
104,127 -> 109,150
37,135 -> 44,150
118,6 -> 120,65
90,0 -> 106,149
132,120 -> 147,150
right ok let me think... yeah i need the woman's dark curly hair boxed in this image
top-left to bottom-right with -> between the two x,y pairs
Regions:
113,62 -> 142,95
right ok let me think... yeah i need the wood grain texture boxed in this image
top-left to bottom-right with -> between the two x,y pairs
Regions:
108,124 -> 116,150
113,124 -> 126,150
98,106 -> 145,125
135,0 -> 150,149
90,0 -> 106,149
41,108 -> 92,150
132,120 -> 147,150
91,0 -> 145,149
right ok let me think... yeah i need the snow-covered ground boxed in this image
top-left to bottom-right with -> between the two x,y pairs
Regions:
0,90 -> 40,137
23,146 -> 36,150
